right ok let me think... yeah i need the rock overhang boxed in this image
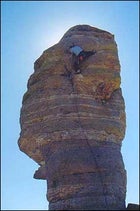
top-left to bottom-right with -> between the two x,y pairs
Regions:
18,24 -> 126,166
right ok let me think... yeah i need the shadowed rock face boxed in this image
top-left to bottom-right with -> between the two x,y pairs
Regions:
18,25 -> 126,210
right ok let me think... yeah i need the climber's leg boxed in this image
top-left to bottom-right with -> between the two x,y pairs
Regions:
72,55 -> 81,74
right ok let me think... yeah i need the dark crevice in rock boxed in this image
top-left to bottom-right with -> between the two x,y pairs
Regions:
18,24 -> 128,210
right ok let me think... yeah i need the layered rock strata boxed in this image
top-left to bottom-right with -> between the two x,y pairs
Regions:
18,25 -> 126,210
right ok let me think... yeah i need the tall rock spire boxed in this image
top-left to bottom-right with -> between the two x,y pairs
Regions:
18,25 -> 126,210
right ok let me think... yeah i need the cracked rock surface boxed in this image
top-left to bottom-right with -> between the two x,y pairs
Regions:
18,25 -> 126,210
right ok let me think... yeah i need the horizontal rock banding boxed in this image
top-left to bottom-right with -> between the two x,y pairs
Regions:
18,25 -> 126,210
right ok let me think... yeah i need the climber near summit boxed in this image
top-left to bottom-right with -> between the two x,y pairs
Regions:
69,44 -> 96,74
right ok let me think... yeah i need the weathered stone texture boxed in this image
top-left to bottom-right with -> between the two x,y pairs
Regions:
18,25 -> 126,210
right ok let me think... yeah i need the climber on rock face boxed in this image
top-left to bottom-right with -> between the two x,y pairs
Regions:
69,44 -> 96,74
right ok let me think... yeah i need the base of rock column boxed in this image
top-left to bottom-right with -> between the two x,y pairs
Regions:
42,140 -> 126,210
49,196 -> 125,210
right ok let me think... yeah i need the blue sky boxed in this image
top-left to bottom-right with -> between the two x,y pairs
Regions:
1,1 -> 139,210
